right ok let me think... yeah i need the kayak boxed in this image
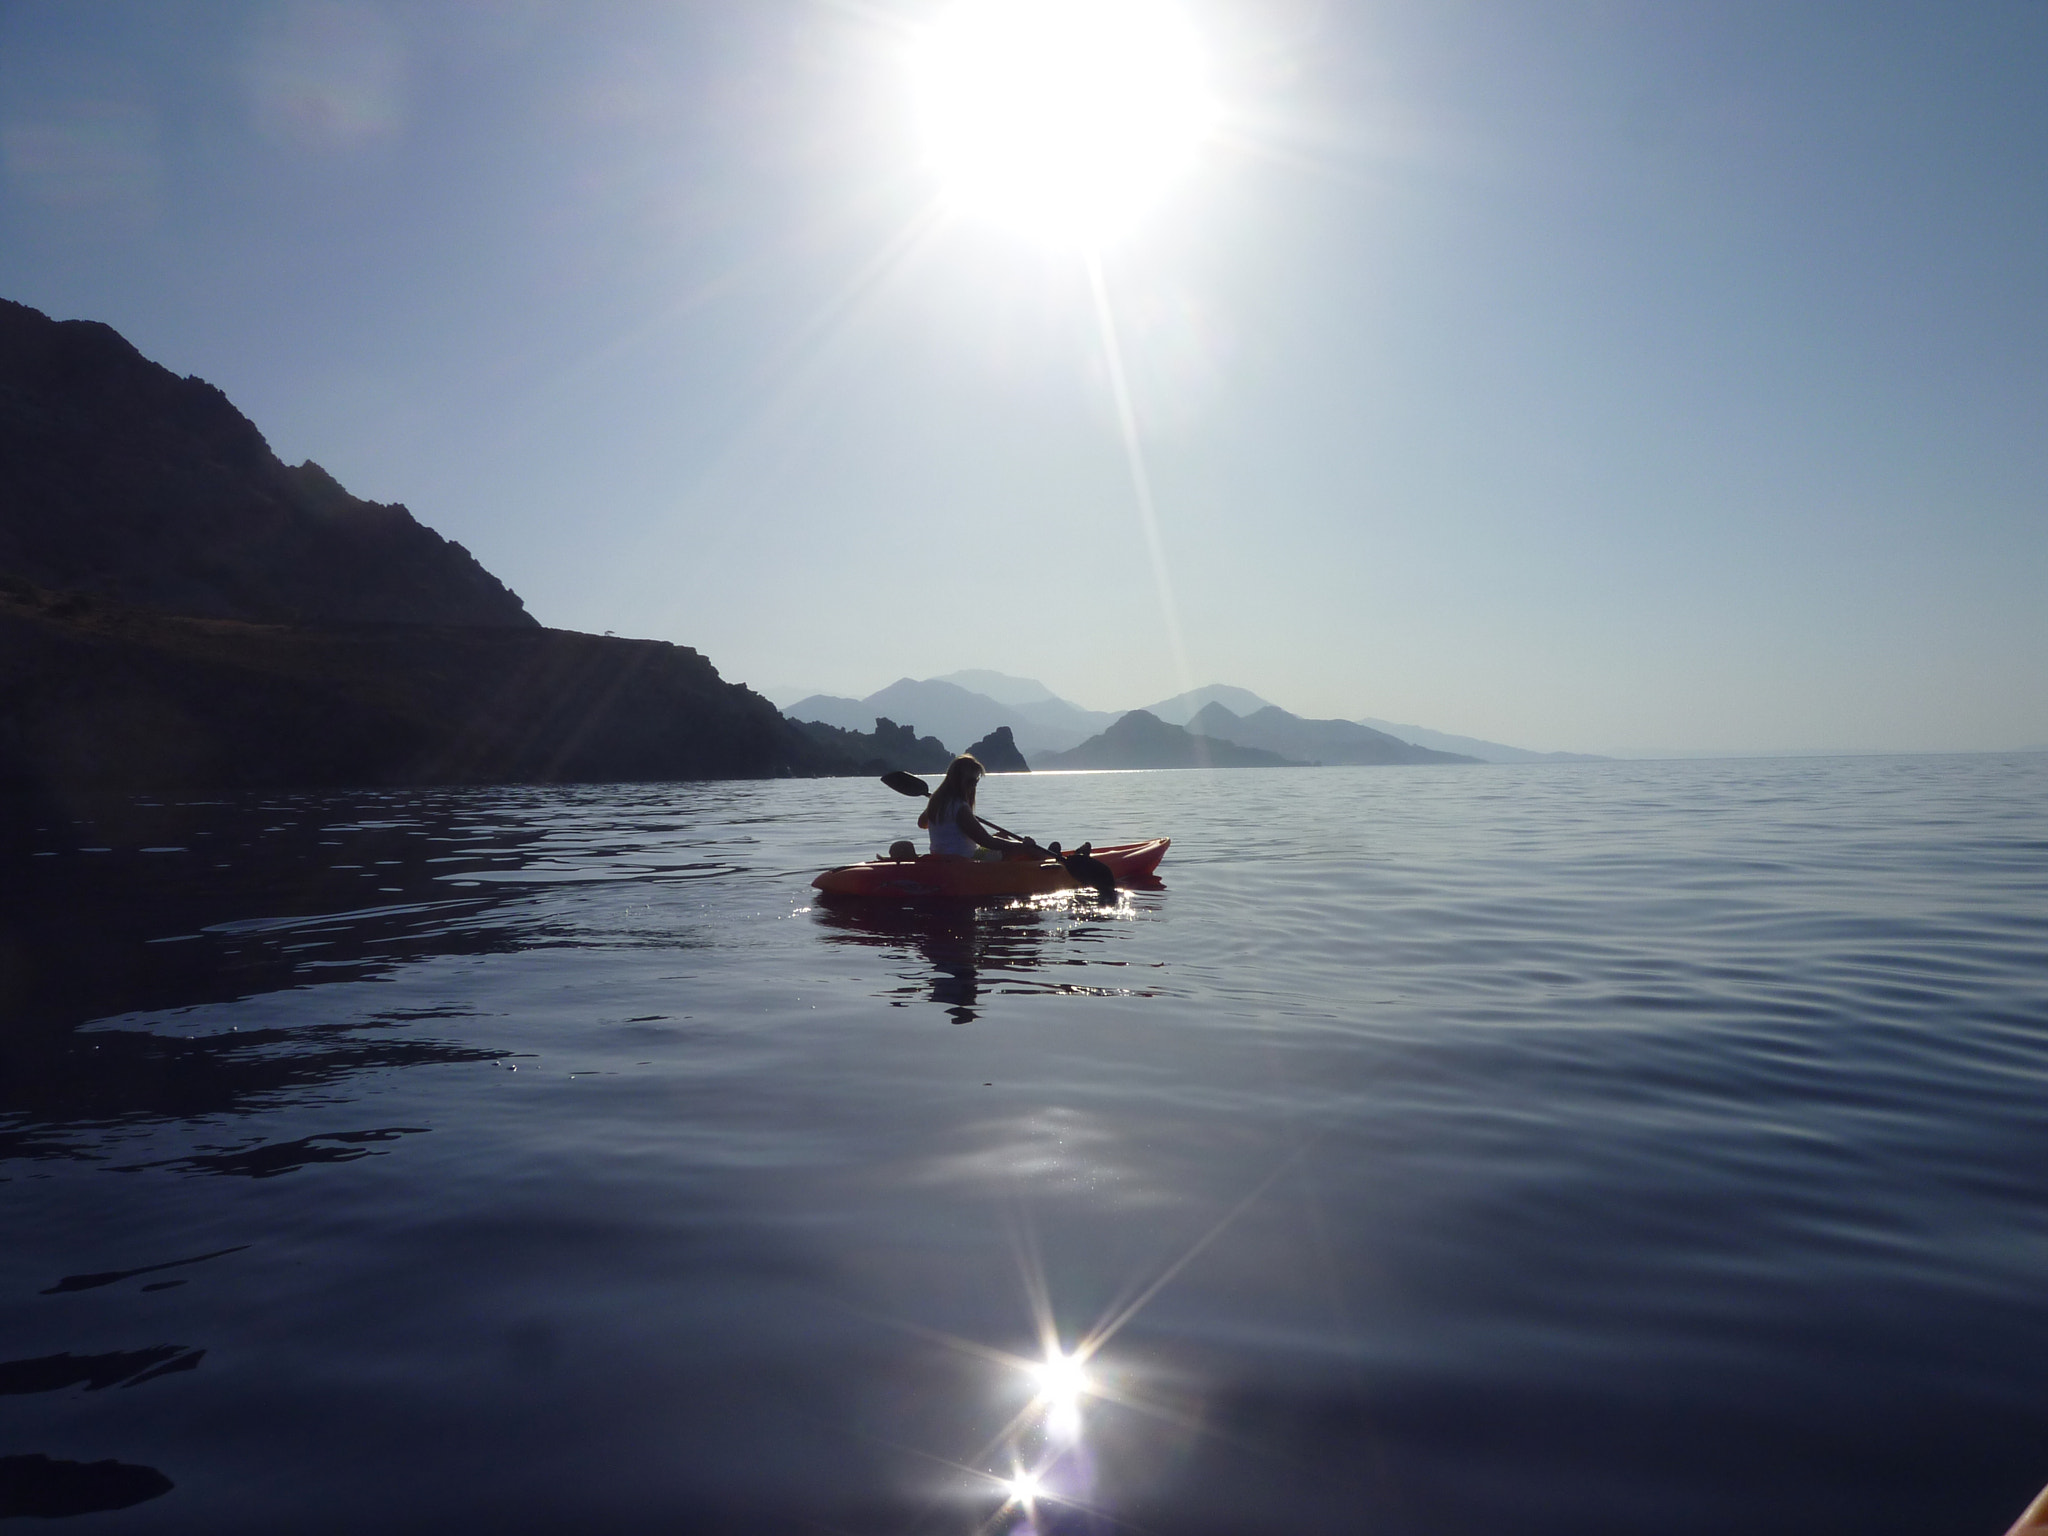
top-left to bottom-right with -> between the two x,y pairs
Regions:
813,838 -> 1169,899
813,838 -> 1170,900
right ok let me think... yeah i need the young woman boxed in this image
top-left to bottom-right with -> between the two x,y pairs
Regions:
918,754 -> 1039,860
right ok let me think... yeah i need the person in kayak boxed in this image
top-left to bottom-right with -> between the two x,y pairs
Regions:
919,754 -> 1040,860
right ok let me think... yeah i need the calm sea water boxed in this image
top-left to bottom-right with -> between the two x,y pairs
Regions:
4,756 -> 2047,1534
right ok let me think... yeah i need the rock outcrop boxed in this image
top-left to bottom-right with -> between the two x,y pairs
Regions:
964,725 -> 1029,772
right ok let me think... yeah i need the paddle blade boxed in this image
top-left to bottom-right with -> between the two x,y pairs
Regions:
880,770 -> 931,798
1063,842 -> 1117,900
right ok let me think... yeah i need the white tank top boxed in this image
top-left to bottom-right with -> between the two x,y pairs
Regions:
927,794 -> 977,857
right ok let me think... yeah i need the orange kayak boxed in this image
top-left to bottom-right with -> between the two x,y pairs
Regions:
812,838 -> 1169,899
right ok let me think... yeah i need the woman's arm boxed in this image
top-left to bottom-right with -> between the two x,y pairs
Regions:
954,804 -> 1039,855
952,803 -> 1002,849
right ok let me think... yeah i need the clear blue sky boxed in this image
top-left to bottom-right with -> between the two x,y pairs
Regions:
3,1 -> 2043,753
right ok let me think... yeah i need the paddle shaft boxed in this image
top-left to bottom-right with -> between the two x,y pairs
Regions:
879,770 -> 1027,842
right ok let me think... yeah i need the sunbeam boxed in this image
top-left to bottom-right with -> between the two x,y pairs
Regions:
1088,249 -> 1194,701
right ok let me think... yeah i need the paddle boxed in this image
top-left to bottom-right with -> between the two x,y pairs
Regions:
878,770 -> 1118,897
880,767 -> 933,797
1046,840 -> 1118,901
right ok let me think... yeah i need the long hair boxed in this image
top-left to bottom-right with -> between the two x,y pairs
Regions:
918,754 -> 984,829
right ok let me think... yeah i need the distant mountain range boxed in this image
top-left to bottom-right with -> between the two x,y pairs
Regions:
1187,703 -> 1474,765
778,672 -> 1505,769
1356,718 -> 1607,764
1035,710 -> 1301,770
1135,684 -> 1280,726
784,677 -> 1119,757
930,670 -> 1060,708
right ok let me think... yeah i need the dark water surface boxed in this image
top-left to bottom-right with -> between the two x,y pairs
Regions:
4,757 -> 2047,1533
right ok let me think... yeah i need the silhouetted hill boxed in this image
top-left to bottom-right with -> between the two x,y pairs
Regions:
931,669 -> 1056,708
787,716 -> 951,777
783,693 -> 871,729
0,297 -> 531,626
0,300 -> 867,794
1138,684 -> 1278,726
862,678 -> 1015,751
1187,702 -> 1478,765
779,671 -> 1589,766
785,677 -> 1109,755
965,725 -> 1028,771
0,578 -> 843,795
1355,716 -> 1607,763
1036,710 -> 1302,770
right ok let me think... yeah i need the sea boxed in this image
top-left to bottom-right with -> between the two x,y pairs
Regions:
3,755 -> 2047,1535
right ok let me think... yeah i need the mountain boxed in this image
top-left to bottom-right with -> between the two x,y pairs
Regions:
1189,703 -> 1478,765
861,678 -> 1019,752
784,676 -> 1112,755
1356,718 -> 1608,764
931,669 -> 1057,708
1137,684 -> 1279,726
0,297 -> 532,627
779,671 -> 1585,767
1004,694 -> 1119,752
782,692 -> 874,731
1035,710 -> 1303,770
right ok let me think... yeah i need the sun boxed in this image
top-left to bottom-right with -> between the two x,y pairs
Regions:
909,0 -> 1216,248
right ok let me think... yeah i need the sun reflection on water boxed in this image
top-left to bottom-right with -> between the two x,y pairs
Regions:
1030,1350 -> 1089,1407
895,1158 -> 1305,1530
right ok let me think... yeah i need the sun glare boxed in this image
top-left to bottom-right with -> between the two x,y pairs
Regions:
910,0 -> 1215,247
1030,1351 -> 1090,1404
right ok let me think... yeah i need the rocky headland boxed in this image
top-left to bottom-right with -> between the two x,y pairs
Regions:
0,576 -> 846,794
964,725 -> 1029,772
0,298 -> 855,798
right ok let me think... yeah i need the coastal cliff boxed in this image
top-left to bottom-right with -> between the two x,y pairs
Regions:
0,578 -> 842,793
0,298 -> 531,628
0,299 -> 854,794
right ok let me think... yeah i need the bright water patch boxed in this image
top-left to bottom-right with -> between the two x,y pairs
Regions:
2,757 -> 2046,1533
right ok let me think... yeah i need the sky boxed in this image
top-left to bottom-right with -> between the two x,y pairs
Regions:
1,0 -> 2044,755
